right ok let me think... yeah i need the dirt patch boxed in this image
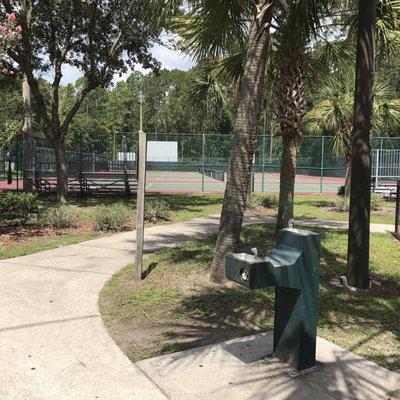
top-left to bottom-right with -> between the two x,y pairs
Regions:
0,218 -> 96,250
0,226 -> 73,249
99,268 -> 271,363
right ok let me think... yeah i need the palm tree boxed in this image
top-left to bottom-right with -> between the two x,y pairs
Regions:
303,71 -> 400,196
189,60 -> 233,133
179,0 -> 337,280
178,0 -> 280,283
347,0 -> 377,290
274,5 -> 310,231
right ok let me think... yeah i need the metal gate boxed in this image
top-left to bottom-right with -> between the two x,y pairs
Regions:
372,149 -> 400,187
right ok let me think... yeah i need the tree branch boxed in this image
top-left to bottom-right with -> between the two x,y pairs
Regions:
60,84 -> 95,139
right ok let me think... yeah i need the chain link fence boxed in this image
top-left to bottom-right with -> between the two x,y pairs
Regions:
2,133 -> 400,194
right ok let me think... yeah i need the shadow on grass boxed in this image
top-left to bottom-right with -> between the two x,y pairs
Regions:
40,193 -> 222,213
146,224 -> 400,371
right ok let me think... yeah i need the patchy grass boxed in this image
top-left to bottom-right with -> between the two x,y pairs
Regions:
100,224 -> 400,373
261,194 -> 396,225
0,231 -> 102,259
0,194 -> 222,260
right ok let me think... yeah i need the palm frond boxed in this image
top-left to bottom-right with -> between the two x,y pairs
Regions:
174,0 -> 250,60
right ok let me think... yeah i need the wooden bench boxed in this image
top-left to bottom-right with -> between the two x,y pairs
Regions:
35,171 -> 137,195
371,179 -> 399,199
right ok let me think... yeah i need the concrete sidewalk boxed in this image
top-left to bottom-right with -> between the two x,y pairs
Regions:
0,214 -> 397,399
253,214 -> 395,233
137,333 -> 400,400
0,215 -> 235,400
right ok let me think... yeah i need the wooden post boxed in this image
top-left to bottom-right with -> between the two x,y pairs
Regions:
135,130 -> 147,281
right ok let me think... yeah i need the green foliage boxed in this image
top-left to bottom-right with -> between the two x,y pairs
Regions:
92,204 -> 130,231
247,194 -> 279,210
41,207 -> 78,229
371,193 -> 385,211
334,194 -> 385,212
0,192 -> 40,225
334,196 -> 350,212
145,199 -> 171,223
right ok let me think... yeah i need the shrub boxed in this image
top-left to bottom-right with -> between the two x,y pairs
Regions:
247,194 -> 278,210
41,207 -> 78,229
145,199 -> 171,223
334,196 -> 350,212
334,194 -> 384,212
0,192 -> 40,225
337,185 -> 345,197
92,203 -> 130,231
371,193 -> 385,211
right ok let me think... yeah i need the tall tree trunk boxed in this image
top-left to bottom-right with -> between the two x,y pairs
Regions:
210,1 -> 276,283
276,134 -> 297,230
275,34 -> 308,231
347,0 -> 376,290
53,139 -> 68,204
22,75 -> 34,192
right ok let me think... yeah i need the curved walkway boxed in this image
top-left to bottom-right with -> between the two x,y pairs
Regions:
0,215 -> 395,399
1,215 -> 268,400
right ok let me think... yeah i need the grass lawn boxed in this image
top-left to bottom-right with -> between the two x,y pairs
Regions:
0,194 -> 223,260
263,194 -> 397,225
0,192 -> 396,259
99,224 -> 400,373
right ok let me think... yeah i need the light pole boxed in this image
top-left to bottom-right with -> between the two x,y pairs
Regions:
135,91 -> 146,281
138,91 -> 145,132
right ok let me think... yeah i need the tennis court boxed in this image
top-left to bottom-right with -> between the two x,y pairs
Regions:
145,170 -> 344,194
0,170 -> 343,194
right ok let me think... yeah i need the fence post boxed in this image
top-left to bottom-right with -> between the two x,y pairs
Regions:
375,149 -> 380,189
262,135 -> 266,193
395,180 -> 400,237
320,136 -> 325,194
16,139 -> 20,192
201,134 -> 205,192
79,133 -> 84,196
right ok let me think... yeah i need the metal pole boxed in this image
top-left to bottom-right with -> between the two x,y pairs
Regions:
269,129 -> 273,164
201,134 -> 205,192
113,131 -> 116,164
395,180 -> 400,237
320,136 -> 325,194
140,103 -> 143,132
262,134 -> 266,193
375,149 -> 380,189
135,130 -> 147,281
80,133 -> 83,196
16,139 -> 19,192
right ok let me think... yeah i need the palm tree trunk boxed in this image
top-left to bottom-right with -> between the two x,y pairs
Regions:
22,75 -> 34,192
210,1 -> 276,283
347,0 -> 376,290
276,134 -> 297,230
275,34 -> 307,231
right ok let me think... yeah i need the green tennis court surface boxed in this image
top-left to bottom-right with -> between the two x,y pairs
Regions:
145,170 -> 343,194
1,170 -> 343,194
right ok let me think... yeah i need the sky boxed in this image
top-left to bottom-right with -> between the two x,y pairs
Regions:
59,40 -> 195,85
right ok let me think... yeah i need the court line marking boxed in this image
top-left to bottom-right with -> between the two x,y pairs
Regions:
146,173 -> 163,190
